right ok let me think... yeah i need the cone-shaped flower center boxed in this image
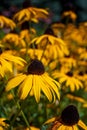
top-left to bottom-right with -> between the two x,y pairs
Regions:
27,59 -> 45,75
21,21 -> 30,30
22,0 -> 32,8
61,105 -> 79,126
78,71 -> 84,76
66,71 -> 73,77
0,47 -> 2,54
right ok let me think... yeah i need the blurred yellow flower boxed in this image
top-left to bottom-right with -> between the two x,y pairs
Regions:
62,11 -> 77,22
20,29 -> 36,43
0,15 -> 16,30
44,105 -> 87,130
0,48 -> 26,77
52,71 -> 83,91
66,94 -> 86,103
13,7 -> 49,24
2,33 -> 26,49
79,51 -> 87,61
59,56 -> 77,70
6,59 -> 60,102
31,34 -> 69,59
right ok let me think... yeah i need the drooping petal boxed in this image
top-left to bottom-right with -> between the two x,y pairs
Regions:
33,75 -> 41,102
18,75 -> 33,99
78,120 -> 87,130
2,53 -> 26,66
44,117 -> 56,125
42,73 -> 60,100
1,58 -> 12,72
39,76 -> 52,102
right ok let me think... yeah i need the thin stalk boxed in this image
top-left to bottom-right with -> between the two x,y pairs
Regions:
10,90 -> 31,130
40,38 -> 48,61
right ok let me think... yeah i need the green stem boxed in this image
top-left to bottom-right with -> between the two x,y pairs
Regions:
17,101 -> 31,130
10,90 -> 31,130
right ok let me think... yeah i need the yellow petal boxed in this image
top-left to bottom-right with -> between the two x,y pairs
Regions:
39,75 -> 52,102
42,73 -> 60,100
36,35 -> 47,44
1,58 -> 12,72
78,120 -> 87,130
2,53 -> 26,66
43,117 -> 56,125
18,75 -> 33,99
0,65 -> 4,77
6,74 -> 26,91
33,75 -> 41,102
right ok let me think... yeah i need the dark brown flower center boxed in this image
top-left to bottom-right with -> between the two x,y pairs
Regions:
66,71 -> 73,77
22,0 -> 32,8
78,71 -> 84,76
27,59 -> 45,75
61,105 -> 79,126
44,28 -> 55,36
21,21 -> 30,30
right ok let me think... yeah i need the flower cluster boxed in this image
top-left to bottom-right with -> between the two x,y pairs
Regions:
0,1 -> 87,130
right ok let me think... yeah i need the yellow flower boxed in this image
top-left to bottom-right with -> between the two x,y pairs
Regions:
2,33 -> 26,49
59,56 -> 77,69
20,28 -> 36,43
77,71 -> 87,90
13,7 -> 49,24
44,105 -> 87,130
0,48 -> 26,77
62,11 -> 77,22
58,55 -> 77,73
0,15 -> 16,30
20,48 -> 50,66
79,51 -> 87,61
6,59 -> 60,102
20,48 -> 43,59
52,71 -> 83,91
66,94 -> 86,103
31,33 -> 69,59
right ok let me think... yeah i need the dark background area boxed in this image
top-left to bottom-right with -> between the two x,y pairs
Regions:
0,0 -> 87,23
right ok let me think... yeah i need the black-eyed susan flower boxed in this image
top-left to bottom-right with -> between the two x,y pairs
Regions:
52,71 -> 83,91
77,71 -> 87,90
6,59 -> 60,102
2,33 -> 26,49
31,28 -> 69,59
59,56 -> 77,71
62,10 -> 77,23
13,7 -> 49,24
20,28 -> 36,44
44,105 -> 87,130
0,15 -> 16,30
0,48 -> 26,77
19,21 -> 36,43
